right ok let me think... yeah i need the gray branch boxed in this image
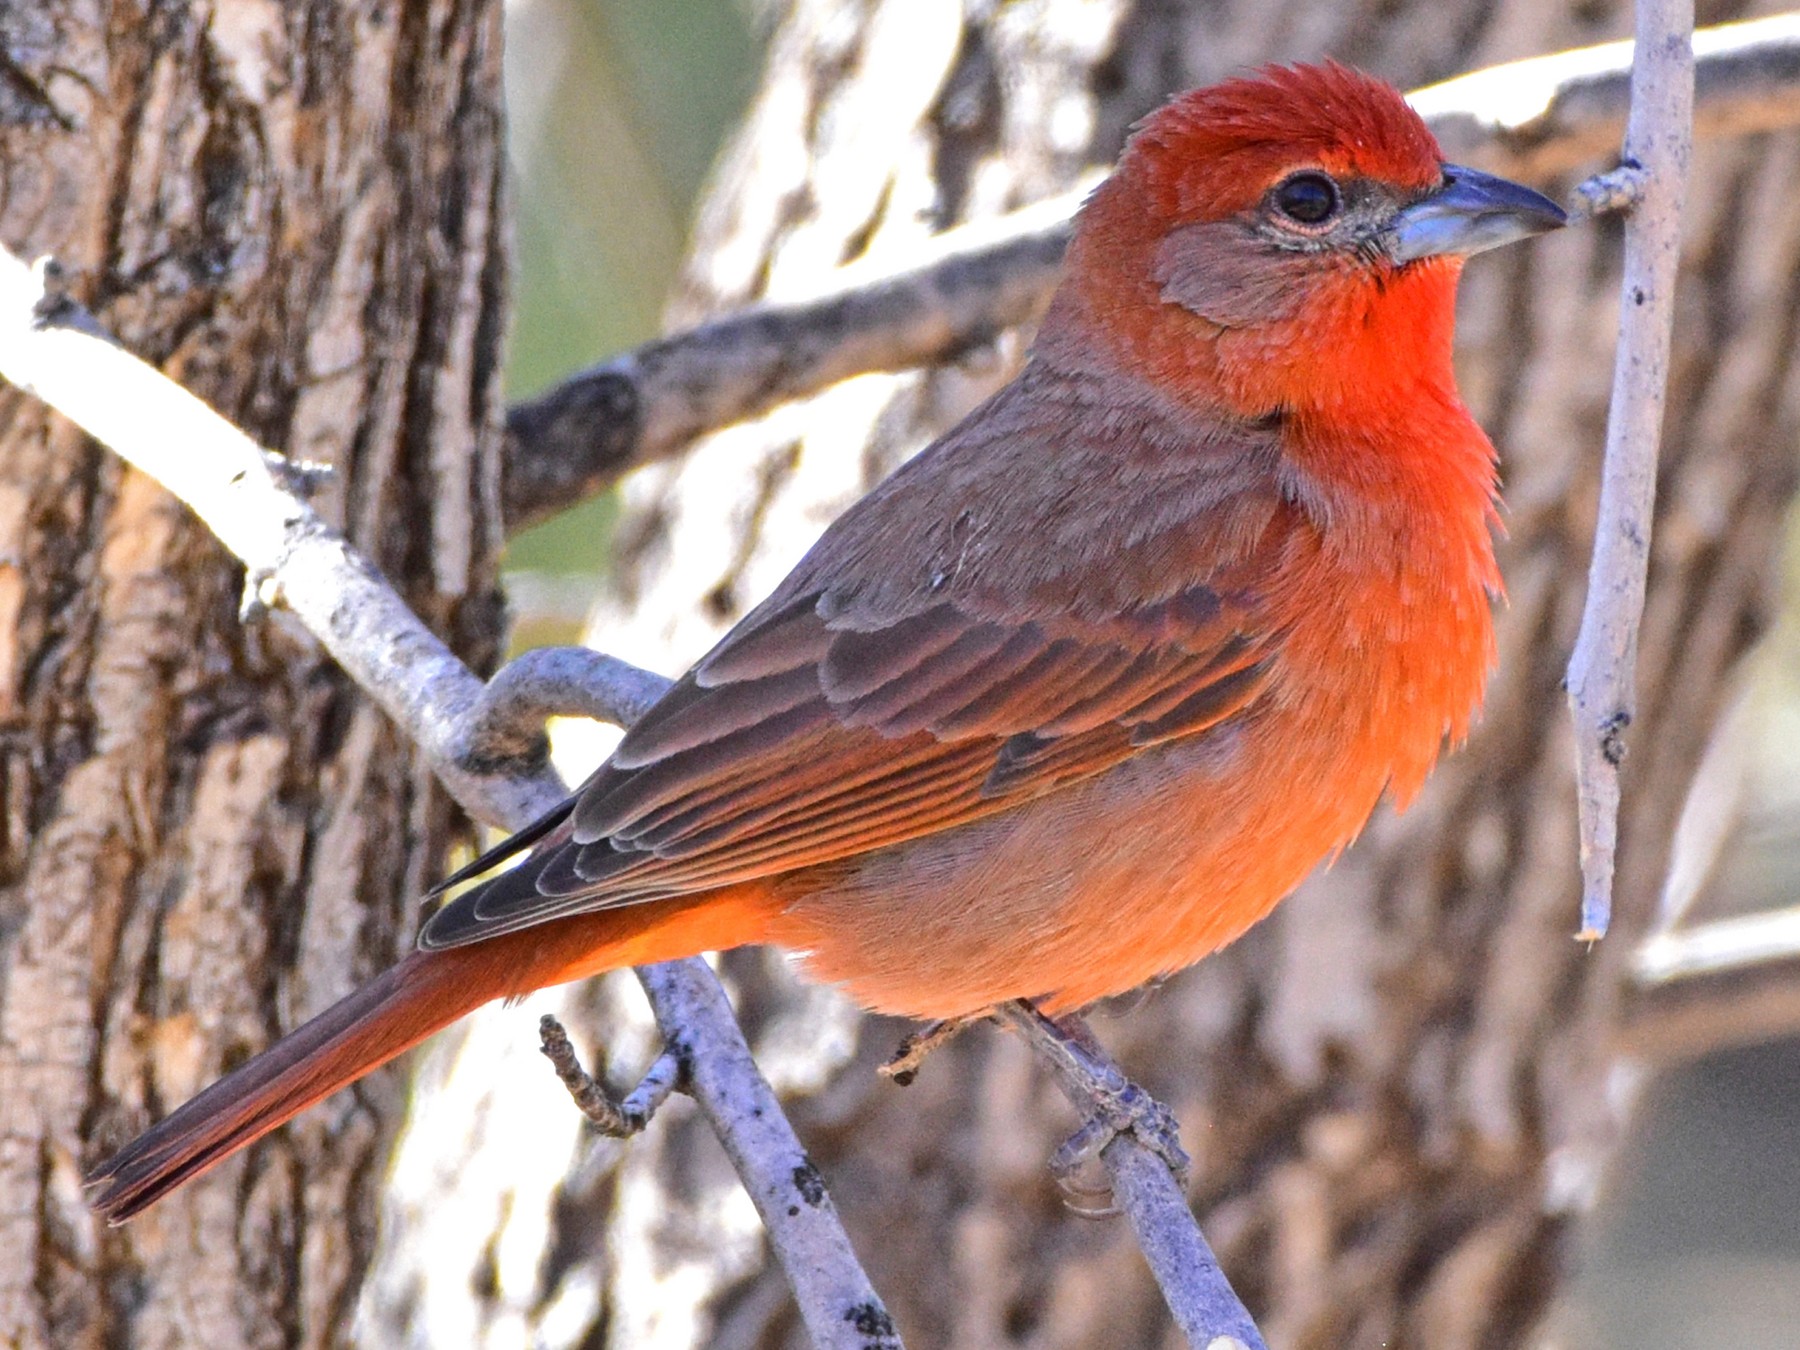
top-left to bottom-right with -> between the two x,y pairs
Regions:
1004,1004 -> 1268,1349
538,1015 -> 683,1136
459,645 -> 671,770
502,15 -> 1800,533
1565,0 -> 1696,939
504,192 -> 1077,531
1412,12 -> 1794,175
1622,906 -> 1800,1065
0,246 -> 898,1350
639,959 -> 903,1350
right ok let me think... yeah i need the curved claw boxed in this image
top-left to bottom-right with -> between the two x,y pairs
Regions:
1006,1000 -> 1193,1193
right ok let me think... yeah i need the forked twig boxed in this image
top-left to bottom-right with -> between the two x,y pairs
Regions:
877,1015 -> 983,1086
0,245 -> 898,1350
539,1015 -> 682,1136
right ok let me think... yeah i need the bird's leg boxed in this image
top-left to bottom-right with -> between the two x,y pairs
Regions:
1002,1000 -> 1193,1198
538,1013 -> 684,1137
878,1012 -> 990,1085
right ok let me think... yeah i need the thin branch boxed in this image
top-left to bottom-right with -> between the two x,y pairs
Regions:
1633,906 -> 1800,987
1411,13 -> 1798,176
539,1015 -> 682,1136
1004,1004 -> 1267,1350
638,959 -> 903,1350
878,1015 -> 980,1086
0,245 -> 899,1350
1566,164 -> 1649,222
0,258 -> 565,830
1103,1145 -> 1259,1350
501,17 -> 1800,533
1565,0 -> 1696,940
460,645 -> 670,770
504,192 -> 1079,531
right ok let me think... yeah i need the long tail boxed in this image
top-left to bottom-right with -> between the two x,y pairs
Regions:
87,891 -> 769,1222
87,945 -> 512,1223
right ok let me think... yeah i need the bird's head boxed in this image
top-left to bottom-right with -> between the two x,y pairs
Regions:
1041,62 -> 1566,419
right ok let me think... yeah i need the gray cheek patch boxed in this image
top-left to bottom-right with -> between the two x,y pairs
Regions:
1153,220 -> 1319,329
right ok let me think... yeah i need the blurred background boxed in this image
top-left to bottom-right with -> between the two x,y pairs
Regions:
501,0 -> 759,640
479,2 -> 1800,1346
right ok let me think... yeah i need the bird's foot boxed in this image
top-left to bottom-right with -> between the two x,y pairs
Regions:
539,1013 -> 683,1137
1002,1000 -> 1192,1203
1048,1080 -> 1190,1186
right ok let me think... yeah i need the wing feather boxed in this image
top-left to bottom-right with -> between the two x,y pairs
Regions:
612,665 -> 823,766
573,701 -> 835,841
835,625 -> 1019,729
419,371 -> 1299,951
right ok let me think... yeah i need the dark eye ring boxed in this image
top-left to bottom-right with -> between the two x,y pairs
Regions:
1273,172 -> 1340,227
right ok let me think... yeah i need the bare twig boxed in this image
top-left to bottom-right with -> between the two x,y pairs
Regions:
637,959 -> 904,1350
504,192 -> 1079,531
878,1015 -> 982,1086
501,17 -> 1799,532
1565,0 -> 1696,940
1621,906 -> 1800,1063
0,256 -> 565,829
1103,1144 -> 1258,1350
1004,1004 -> 1266,1350
0,245 -> 899,1350
460,645 -> 671,770
539,1014 -> 682,1135
1567,164 -> 1649,223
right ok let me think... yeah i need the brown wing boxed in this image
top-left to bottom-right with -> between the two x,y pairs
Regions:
420,365 -> 1298,949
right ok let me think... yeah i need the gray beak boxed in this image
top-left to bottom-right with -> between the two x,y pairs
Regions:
1383,164 -> 1567,264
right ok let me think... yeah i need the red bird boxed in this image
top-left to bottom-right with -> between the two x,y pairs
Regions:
91,63 -> 1563,1219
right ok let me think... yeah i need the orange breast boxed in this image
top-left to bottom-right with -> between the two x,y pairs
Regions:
763,549 -> 1493,1018
760,408 -> 1499,1019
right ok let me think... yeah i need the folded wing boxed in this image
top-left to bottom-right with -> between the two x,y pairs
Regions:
422,368 -> 1299,948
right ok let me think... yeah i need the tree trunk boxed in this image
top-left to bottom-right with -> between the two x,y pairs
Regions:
375,1 -> 1797,1347
0,3 -> 507,1347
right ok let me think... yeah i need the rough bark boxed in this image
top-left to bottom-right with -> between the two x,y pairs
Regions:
0,3 -> 507,1348
370,1 -> 1799,1347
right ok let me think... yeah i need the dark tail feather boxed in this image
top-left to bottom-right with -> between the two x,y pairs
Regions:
88,949 -> 500,1223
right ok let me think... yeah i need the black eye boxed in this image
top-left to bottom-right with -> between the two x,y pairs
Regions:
1273,172 -> 1340,226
